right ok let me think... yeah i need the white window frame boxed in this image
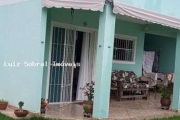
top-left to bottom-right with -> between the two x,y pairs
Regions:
113,34 -> 137,64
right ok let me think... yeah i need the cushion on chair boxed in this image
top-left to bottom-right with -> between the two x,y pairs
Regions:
140,76 -> 156,87
111,70 -> 149,89
111,80 -> 117,88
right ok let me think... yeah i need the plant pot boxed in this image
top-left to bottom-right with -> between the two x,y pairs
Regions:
14,110 -> 29,117
0,102 -> 8,110
83,101 -> 93,114
160,98 -> 171,109
41,103 -> 48,114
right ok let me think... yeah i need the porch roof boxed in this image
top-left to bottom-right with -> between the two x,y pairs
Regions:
42,0 -> 105,12
113,2 -> 180,30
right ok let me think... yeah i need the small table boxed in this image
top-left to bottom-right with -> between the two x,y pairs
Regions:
118,88 -> 149,101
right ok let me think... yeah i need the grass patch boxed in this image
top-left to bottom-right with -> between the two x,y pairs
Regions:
151,116 -> 180,120
27,117 -> 54,120
0,113 -> 58,120
0,113 -> 14,120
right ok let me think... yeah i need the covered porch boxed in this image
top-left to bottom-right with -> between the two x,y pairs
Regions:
41,0 -> 180,119
1,0 -> 180,119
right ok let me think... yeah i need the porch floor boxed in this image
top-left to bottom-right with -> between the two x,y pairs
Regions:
1,93 -> 180,120
43,92 -> 180,120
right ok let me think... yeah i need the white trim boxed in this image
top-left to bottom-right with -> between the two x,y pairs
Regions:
113,60 -> 135,64
48,102 -> 72,105
46,21 -> 97,103
45,24 -> 54,100
48,100 -> 83,105
113,34 -> 137,64
52,22 -> 98,33
115,34 -> 137,40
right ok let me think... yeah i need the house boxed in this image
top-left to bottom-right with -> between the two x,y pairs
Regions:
0,0 -> 180,119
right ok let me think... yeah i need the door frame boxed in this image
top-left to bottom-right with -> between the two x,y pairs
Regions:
45,22 -> 97,104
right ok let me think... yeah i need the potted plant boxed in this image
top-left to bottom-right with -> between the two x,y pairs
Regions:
158,84 -> 171,110
80,81 -> 95,116
0,99 -> 8,110
14,101 -> 29,117
41,98 -> 48,114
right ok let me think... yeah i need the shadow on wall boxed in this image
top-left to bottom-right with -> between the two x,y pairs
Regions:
144,33 -> 176,73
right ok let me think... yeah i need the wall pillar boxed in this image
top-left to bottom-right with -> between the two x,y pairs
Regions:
93,3 -> 116,119
172,31 -> 180,111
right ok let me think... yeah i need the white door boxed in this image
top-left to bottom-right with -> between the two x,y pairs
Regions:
48,27 -> 76,103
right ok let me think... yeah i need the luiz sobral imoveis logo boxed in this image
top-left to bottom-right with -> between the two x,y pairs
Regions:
3,61 -> 80,67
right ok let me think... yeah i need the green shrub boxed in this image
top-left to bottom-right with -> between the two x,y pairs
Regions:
18,101 -> 24,110
157,84 -> 171,99
0,113 -> 14,120
28,116 -> 55,120
0,113 -> 60,120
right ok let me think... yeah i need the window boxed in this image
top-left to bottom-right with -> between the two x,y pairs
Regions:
113,35 -> 136,64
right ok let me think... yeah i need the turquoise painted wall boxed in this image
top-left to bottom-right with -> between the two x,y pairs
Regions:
41,8 -> 100,98
112,23 -> 177,77
41,8 -> 48,99
93,4 -> 116,118
112,20 -> 145,77
144,34 -> 176,73
145,24 -> 177,38
115,0 -> 180,18
50,8 -> 100,29
0,0 -> 47,113
172,32 -> 180,111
